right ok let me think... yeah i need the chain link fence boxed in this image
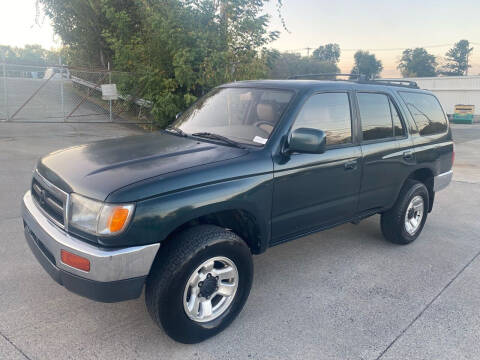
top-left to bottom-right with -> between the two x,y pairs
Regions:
0,61 -> 153,127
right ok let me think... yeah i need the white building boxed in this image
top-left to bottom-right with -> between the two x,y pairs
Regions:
400,76 -> 480,119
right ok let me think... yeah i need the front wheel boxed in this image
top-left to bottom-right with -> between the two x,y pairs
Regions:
145,225 -> 253,343
381,179 -> 429,245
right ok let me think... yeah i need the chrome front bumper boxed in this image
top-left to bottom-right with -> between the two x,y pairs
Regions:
433,170 -> 453,192
22,191 -> 160,300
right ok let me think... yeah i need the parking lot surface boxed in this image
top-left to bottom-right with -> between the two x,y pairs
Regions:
1,122 -> 479,360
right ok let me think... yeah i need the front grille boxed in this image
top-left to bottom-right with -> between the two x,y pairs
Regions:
31,171 -> 68,229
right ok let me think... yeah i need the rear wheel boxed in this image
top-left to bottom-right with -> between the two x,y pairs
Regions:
145,225 -> 253,343
381,179 -> 429,245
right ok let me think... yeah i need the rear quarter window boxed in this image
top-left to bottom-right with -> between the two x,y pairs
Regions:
399,92 -> 448,136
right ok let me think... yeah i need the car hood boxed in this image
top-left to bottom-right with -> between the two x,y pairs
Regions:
37,132 -> 248,201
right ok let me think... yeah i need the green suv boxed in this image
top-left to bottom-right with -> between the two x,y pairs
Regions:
22,76 -> 453,343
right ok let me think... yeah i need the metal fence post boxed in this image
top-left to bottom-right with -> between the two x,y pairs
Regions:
59,56 -> 65,121
2,55 -> 8,121
108,62 -> 112,122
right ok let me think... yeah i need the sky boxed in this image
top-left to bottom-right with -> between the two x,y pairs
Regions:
264,0 -> 480,76
0,0 -> 61,49
1,0 -> 479,77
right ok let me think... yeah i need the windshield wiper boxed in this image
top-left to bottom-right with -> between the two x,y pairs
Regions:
165,127 -> 188,137
192,132 -> 246,149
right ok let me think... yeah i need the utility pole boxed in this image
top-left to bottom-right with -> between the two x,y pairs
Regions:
305,47 -> 312,57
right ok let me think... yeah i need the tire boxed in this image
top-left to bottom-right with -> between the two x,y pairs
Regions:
145,224 -> 253,344
381,179 -> 429,245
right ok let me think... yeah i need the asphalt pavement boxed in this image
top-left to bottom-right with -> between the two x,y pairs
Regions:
0,122 -> 479,360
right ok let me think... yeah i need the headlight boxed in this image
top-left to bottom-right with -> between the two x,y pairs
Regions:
69,193 -> 134,236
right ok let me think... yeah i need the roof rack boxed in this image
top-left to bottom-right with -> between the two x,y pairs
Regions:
366,79 -> 419,89
288,73 -> 364,80
287,73 -> 419,89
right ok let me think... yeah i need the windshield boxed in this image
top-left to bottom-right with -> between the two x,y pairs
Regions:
172,87 -> 294,146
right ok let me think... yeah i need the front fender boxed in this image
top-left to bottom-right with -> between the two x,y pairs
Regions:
99,174 -> 273,249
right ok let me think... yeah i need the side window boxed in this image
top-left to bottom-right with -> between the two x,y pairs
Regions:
390,99 -> 406,137
357,93 -> 394,141
292,92 -> 352,146
399,92 -> 448,136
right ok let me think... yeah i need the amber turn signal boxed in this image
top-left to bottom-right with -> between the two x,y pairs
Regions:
61,250 -> 90,272
108,207 -> 130,233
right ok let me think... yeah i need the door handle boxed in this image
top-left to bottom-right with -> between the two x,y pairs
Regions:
403,151 -> 414,161
344,160 -> 358,171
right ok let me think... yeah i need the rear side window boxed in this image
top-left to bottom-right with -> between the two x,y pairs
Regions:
357,93 -> 394,141
292,92 -> 352,146
399,92 -> 448,135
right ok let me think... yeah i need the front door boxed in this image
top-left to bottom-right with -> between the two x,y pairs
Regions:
271,92 -> 362,243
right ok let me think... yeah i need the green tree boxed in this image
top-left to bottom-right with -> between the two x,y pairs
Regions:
16,45 -> 54,65
38,0 -> 287,127
39,0 -> 141,67
109,0 -> 276,124
442,39 -> 474,76
312,43 -> 340,64
397,48 -> 437,77
0,44 -> 60,65
0,45 -> 19,63
351,50 -> 383,79
267,51 -> 339,79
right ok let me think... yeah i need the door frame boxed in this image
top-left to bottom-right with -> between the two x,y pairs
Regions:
270,88 -> 364,244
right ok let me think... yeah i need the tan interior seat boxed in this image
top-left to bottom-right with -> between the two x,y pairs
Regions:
256,103 -> 276,134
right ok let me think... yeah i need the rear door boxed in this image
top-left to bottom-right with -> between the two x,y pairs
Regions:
356,91 -> 414,213
271,91 -> 362,243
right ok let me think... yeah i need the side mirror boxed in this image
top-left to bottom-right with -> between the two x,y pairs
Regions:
175,112 -> 182,120
287,128 -> 326,154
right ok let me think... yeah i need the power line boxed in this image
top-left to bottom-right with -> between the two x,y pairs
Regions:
342,43 -> 454,52
284,42 -> 479,54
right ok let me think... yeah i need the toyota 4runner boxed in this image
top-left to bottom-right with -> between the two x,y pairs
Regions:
22,76 -> 453,343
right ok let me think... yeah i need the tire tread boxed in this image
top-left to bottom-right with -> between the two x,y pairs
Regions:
145,225 -> 252,343
381,179 -> 429,245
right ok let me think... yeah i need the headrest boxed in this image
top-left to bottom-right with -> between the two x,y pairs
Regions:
256,103 -> 275,123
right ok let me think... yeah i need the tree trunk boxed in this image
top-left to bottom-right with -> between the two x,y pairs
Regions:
99,48 -> 105,68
